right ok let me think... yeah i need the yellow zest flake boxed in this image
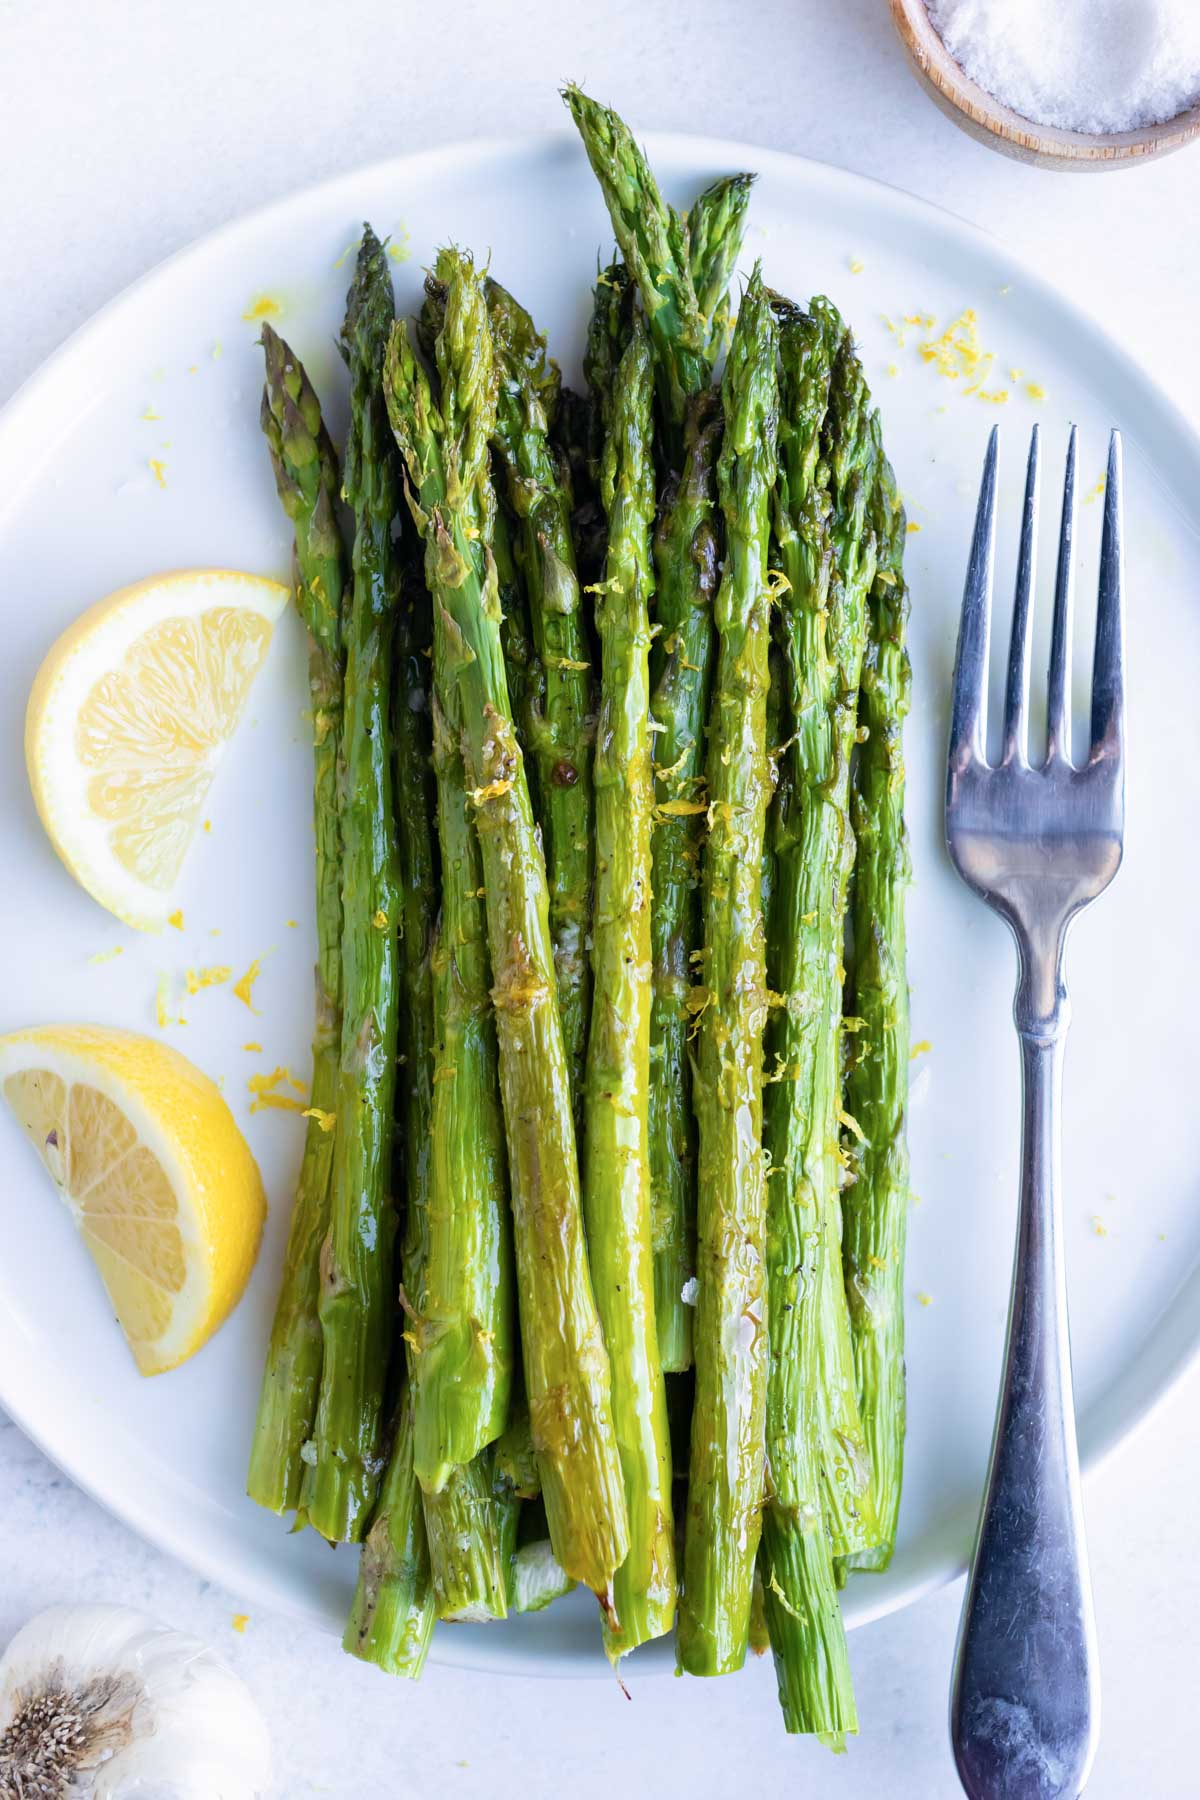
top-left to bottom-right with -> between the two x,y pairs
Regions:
302,1107 -> 336,1132
471,778 -> 513,805
906,521 -> 922,534
1091,1213 -> 1108,1237
911,1039 -> 932,1059
149,459 -> 168,489
203,820 -> 212,834
167,909 -> 185,930
547,655 -> 591,671
332,238 -> 358,270
242,293 -> 282,322
372,909 -> 389,930
1085,476 -> 1106,504
141,407 -> 160,422
387,227 -> 411,264
1026,382 -> 1046,401
233,958 -> 263,1011
247,1066 -> 306,1115
658,799 -> 707,818
917,1291 -> 934,1307
765,567 -> 792,601
231,1614 -> 249,1634
919,309 -> 1005,403
286,919 -> 298,929
868,1254 -> 888,1270
155,974 -> 185,1029
887,362 -> 899,379
185,964 -> 232,996
88,945 -> 125,967
211,342 -> 222,360
848,257 -> 865,275
838,1107 -> 866,1144
1008,367 -> 1023,381
242,1041 -> 262,1053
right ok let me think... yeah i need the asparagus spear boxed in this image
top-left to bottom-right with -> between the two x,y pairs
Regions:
758,300 -> 857,1736
492,497 -> 543,819
411,689 -> 514,1489
248,325 -> 347,1516
392,538 -> 438,1383
585,311 -> 676,1656
686,174 -> 755,361
677,270 -> 778,1676
423,1448 -> 510,1621
488,279 -> 596,1110
304,227 -> 401,1544
841,447 -> 912,1574
564,86 -> 707,455
647,390 -> 722,1373
343,1386 -> 435,1676
811,308 -> 882,1560
385,248 -> 628,1597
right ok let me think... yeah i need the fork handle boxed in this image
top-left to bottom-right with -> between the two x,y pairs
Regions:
951,969 -> 1100,1798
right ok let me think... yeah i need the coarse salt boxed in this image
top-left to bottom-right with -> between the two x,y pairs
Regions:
927,0 -> 1200,135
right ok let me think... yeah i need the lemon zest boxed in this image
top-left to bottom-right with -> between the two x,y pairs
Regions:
242,294 -> 282,322
233,958 -> 263,1011
185,965 -> 232,996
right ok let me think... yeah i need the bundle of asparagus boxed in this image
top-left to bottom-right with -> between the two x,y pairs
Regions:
247,87 -> 911,1740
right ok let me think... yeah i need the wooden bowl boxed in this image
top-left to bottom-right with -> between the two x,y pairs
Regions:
890,0 -> 1200,170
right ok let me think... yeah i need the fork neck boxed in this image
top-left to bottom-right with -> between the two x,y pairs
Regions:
1012,918 -> 1071,1045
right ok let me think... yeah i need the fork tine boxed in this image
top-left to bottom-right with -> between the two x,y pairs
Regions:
1090,431 -> 1125,761
1002,425 -> 1040,764
949,425 -> 998,768
1047,424 -> 1078,762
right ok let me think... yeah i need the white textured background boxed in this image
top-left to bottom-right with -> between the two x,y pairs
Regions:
1,2 -> 1197,1795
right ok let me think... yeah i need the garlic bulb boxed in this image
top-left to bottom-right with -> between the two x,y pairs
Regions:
0,1604 -> 271,1798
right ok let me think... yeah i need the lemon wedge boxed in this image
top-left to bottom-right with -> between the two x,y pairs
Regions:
0,1025 -> 266,1375
26,569 -> 289,930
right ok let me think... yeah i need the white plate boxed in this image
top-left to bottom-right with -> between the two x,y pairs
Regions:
1,132 -> 1198,1679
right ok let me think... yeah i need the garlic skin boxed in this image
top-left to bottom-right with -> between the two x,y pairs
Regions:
0,1604 -> 271,1798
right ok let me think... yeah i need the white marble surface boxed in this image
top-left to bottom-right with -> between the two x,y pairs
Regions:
2,2 -> 1198,1794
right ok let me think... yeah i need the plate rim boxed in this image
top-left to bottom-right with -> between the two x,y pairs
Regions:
2,126 -> 1199,1678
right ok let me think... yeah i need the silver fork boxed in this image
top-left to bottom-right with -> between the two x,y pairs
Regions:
946,423 -> 1124,1799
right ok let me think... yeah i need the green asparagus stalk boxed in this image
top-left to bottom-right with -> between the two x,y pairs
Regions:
647,390 -> 722,1373
758,299 -> 857,1736
584,260 -> 634,473
574,261 -> 634,603
564,86 -> 707,455
248,325 -> 347,1516
392,538 -> 438,1364
841,448 -> 912,1574
585,311 -> 676,1657
509,1493 -> 578,1613
385,248 -> 628,1597
343,1386 -> 435,1676
304,227 -> 401,1544
488,279 -> 596,1110
811,308 -> 881,1560
686,174 -> 755,360
551,380 -> 606,601
423,1449 -> 510,1621
411,690 -> 514,1489
493,497 -> 543,818
678,270 -> 778,1676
